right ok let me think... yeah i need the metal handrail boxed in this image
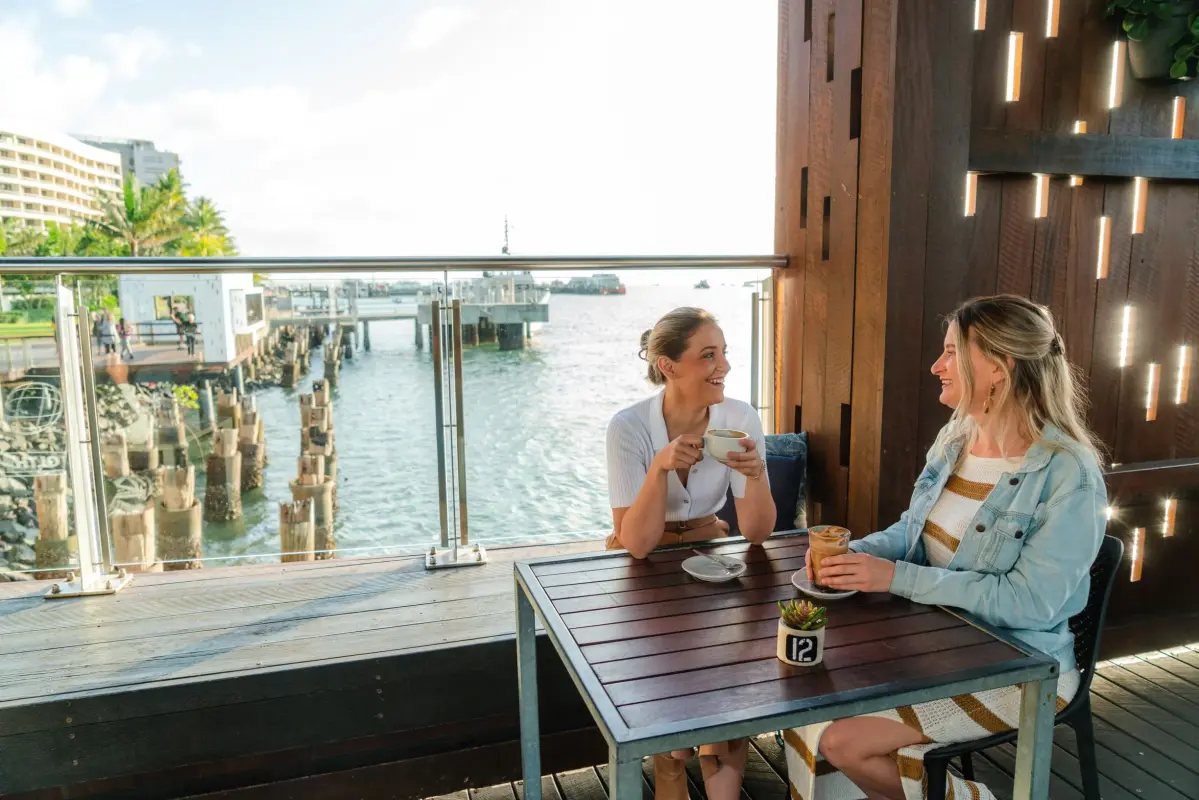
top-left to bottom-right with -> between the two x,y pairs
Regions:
0,255 -> 788,275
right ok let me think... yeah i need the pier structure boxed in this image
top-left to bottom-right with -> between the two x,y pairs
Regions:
415,274 -> 549,351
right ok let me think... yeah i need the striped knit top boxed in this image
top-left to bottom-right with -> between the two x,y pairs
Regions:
923,453 -> 1022,568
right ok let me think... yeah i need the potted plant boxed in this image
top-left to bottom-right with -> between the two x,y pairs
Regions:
777,599 -> 829,666
1107,0 -> 1199,79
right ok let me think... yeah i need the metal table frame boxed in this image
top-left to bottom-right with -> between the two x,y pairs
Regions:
514,540 -> 1059,799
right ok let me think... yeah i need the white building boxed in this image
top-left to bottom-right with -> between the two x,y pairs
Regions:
117,274 -> 267,364
73,135 -> 180,186
0,129 -> 123,228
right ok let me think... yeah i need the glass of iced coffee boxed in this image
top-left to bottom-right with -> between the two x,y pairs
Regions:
807,525 -> 851,589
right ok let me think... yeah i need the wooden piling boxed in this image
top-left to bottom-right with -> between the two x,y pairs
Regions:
289,455 -> 335,559
33,473 -> 70,579
155,398 -> 188,467
198,381 -> 216,431
111,503 -> 160,572
239,413 -> 265,491
127,423 -> 159,473
279,499 -> 315,562
101,431 -> 131,479
216,388 -> 241,430
281,343 -> 299,388
203,429 -> 243,522
157,466 -> 202,570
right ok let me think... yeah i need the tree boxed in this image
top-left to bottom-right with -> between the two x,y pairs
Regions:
95,170 -> 188,257
181,197 -> 238,256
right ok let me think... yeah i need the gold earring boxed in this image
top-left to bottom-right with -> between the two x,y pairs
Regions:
984,383 -> 996,414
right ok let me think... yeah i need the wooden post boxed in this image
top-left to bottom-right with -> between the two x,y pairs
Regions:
279,499 -> 315,562
101,431 -> 131,479
111,503 -> 160,572
157,466 -> 202,570
198,380 -> 216,431
239,413 -> 265,491
203,429 -> 243,521
281,343 -> 299,388
127,418 -> 159,473
216,388 -> 241,430
155,398 -> 188,467
33,473 -> 70,579
289,455 -> 335,560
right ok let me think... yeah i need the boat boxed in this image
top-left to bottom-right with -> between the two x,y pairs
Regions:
548,274 -> 626,295
694,279 -> 710,289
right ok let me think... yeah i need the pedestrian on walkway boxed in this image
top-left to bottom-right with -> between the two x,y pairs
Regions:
118,317 -> 135,361
183,312 -> 198,357
99,312 -> 118,355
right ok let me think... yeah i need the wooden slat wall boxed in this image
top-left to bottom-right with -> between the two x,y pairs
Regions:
775,0 -> 1199,606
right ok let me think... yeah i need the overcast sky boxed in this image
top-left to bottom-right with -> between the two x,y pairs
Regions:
2,0 -> 777,281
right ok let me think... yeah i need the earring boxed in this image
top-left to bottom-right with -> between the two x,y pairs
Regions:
984,383 -> 996,415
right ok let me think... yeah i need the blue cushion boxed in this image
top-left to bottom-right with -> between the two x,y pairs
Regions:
715,432 -> 808,533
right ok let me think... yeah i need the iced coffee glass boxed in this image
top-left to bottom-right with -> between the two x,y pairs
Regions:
808,525 -> 851,589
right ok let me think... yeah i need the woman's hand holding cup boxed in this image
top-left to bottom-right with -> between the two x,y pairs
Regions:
652,434 -> 706,474
719,437 -> 765,480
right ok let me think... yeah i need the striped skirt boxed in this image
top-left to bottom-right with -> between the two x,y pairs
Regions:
783,670 -> 1079,800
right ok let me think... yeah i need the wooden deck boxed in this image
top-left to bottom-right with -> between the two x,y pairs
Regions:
455,650 -> 1199,800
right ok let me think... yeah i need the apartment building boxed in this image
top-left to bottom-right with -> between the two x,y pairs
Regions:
0,129 -> 123,228
74,135 -> 180,186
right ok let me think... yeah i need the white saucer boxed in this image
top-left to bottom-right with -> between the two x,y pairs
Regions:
681,555 -> 747,583
792,570 -> 858,600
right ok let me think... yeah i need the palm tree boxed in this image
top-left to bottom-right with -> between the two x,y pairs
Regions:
96,170 -> 188,257
181,197 -> 238,256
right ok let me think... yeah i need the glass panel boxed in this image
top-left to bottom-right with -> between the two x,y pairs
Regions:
0,272 -> 80,581
443,267 -> 773,547
80,271 -> 445,571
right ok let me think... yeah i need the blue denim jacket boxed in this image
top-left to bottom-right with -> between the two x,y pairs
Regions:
850,424 -> 1107,671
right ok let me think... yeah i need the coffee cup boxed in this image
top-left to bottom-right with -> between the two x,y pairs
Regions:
704,429 -> 749,461
808,525 -> 851,589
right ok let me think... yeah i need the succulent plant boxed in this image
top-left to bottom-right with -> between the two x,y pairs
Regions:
779,599 -> 828,630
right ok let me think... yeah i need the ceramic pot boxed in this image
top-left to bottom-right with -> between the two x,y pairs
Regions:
777,620 -> 825,666
1126,4 -> 1198,80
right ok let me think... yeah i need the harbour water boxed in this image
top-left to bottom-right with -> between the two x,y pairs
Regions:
198,283 -> 763,563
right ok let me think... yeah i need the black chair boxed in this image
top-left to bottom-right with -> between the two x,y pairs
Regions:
924,534 -> 1124,800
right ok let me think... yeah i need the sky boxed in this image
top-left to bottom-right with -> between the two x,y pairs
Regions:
1,0 -> 778,282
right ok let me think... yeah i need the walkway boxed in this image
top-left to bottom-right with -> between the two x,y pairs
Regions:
434,649 -> 1199,800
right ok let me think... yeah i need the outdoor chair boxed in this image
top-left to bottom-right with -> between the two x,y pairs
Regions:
924,534 -> 1124,800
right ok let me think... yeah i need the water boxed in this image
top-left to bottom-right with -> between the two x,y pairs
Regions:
198,284 -> 762,563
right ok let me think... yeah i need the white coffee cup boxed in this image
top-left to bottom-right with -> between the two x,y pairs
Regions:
704,429 -> 749,461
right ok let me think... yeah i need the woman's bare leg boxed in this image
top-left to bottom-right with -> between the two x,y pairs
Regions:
699,739 -> 748,800
819,717 -> 927,800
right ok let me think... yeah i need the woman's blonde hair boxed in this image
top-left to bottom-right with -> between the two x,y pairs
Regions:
942,295 -> 1104,462
639,307 -> 717,386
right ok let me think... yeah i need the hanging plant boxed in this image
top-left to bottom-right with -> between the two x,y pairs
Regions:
1106,0 -> 1199,79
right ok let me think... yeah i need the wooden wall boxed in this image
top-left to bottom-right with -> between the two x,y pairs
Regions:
775,0 -> 1199,606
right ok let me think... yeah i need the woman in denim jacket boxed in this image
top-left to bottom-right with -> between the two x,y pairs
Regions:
785,295 -> 1107,800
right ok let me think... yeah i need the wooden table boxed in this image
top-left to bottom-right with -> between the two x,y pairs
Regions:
515,533 -> 1060,799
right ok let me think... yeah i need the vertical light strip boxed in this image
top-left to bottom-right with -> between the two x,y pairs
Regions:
1006,33 -> 1024,102
1178,345 -> 1192,404
1130,527 -> 1145,582
1146,363 -> 1160,421
1046,0 -> 1060,36
965,172 -> 979,216
975,0 -> 987,30
1109,41 -> 1125,109
1163,498 -> 1177,537
1033,174 -> 1050,218
1172,97 -> 1186,139
1132,177 -> 1147,234
1096,216 -> 1111,279
1118,304 -> 1134,368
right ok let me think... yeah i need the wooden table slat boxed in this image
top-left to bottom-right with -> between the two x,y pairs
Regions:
536,542 -> 809,589
581,600 -> 929,663
552,570 -> 801,615
529,537 -> 804,579
593,611 -> 960,684
546,555 -> 808,601
606,625 -> 997,708
561,584 -> 803,630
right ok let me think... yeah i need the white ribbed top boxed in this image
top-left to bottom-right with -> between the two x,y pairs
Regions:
606,392 -> 766,521
923,453 -> 1021,568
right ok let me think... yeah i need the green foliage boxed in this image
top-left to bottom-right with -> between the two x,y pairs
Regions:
1106,0 -> 1199,78
173,384 -> 200,410
779,599 -> 828,630
0,312 -> 23,324
11,296 -> 53,310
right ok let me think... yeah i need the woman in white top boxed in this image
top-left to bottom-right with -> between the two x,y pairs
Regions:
606,307 -> 777,800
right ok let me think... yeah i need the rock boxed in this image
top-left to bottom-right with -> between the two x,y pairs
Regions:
0,520 -> 23,544
0,568 -> 32,581
11,543 -> 35,563
0,440 -> 11,452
